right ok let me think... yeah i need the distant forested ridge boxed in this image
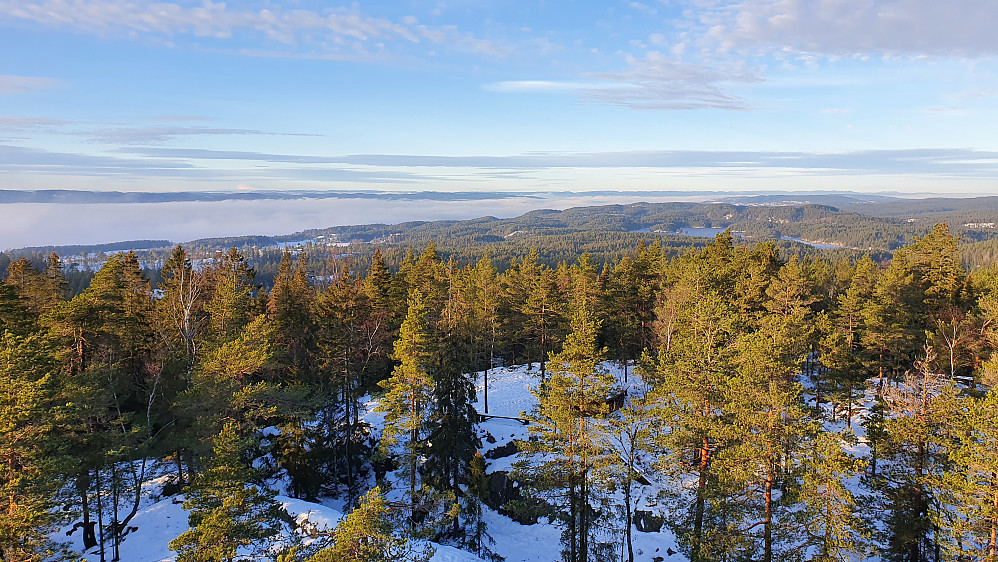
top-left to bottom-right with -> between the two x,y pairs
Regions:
9,198 -> 998,296
2,219 -> 998,561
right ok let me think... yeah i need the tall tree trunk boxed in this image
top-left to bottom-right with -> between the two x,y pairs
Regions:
569,478 -> 578,562
344,371 -> 354,508
111,462 -> 120,562
692,437 -> 709,562
410,391 -> 418,525
847,380 -> 854,427
625,469 -> 634,562
77,473 -> 97,550
989,476 -> 997,560
580,469 -> 588,562
96,469 -> 106,562
174,448 -> 185,488
764,460 -> 773,562
540,311 -> 547,381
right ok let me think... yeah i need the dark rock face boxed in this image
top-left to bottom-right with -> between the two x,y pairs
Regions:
485,441 -> 518,459
606,390 -> 628,412
484,470 -> 553,525
634,509 -> 665,532
485,470 -> 521,512
372,455 -> 396,483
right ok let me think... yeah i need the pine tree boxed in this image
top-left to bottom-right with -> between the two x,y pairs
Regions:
879,346 -> 961,562
646,255 -> 741,562
898,223 -> 965,316
797,430 -> 870,561
602,240 -> 660,376
5,257 -> 63,316
376,291 -> 434,524
517,297 -> 617,562
513,250 -> 564,380
169,422 -> 280,562
604,388 -> 652,562
176,314 -> 275,463
727,329 -> 811,562
934,389 -> 998,560
976,266 -> 998,387
47,254 -> 156,561
309,487 -> 432,562
820,255 -> 878,424
862,263 -> 919,391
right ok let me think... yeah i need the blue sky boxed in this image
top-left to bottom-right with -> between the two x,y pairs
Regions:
2,0 -> 998,195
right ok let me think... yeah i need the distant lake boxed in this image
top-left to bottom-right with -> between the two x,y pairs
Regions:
677,226 -> 731,238
675,227 -> 842,249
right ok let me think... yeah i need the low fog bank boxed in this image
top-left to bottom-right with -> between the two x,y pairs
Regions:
1,193 -> 712,249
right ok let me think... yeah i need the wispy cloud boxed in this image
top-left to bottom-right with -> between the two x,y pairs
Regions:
85,126 -> 317,144
0,74 -> 60,94
119,146 -> 998,177
0,143 -> 194,174
0,116 -> 71,128
0,0 -> 508,59
699,0 -> 998,58
148,115 -> 212,122
0,143 -> 441,183
484,80 -> 612,93
488,52 -> 759,110
628,2 -> 658,16
585,51 -> 760,110
922,106 -> 966,113
949,88 -> 998,99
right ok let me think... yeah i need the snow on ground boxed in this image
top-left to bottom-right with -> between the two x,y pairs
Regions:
59,362 -> 689,562
60,491 -> 479,562
472,363 -> 685,562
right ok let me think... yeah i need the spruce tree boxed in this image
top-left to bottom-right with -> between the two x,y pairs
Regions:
424,330 -> 480,534
202,248 -> 256,349
316,274 -> 377,506
0,332 -> 64,561
268,250 -> 317,385
465,452 -> 503,562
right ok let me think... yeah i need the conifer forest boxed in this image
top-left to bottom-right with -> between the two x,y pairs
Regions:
3,221 -> 998,562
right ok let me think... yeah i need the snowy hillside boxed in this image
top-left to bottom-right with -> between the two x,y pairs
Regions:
58,362 -> 688,562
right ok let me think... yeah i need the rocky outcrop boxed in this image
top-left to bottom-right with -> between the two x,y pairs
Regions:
485,441 -> 518,459
634,509 -> 665,532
